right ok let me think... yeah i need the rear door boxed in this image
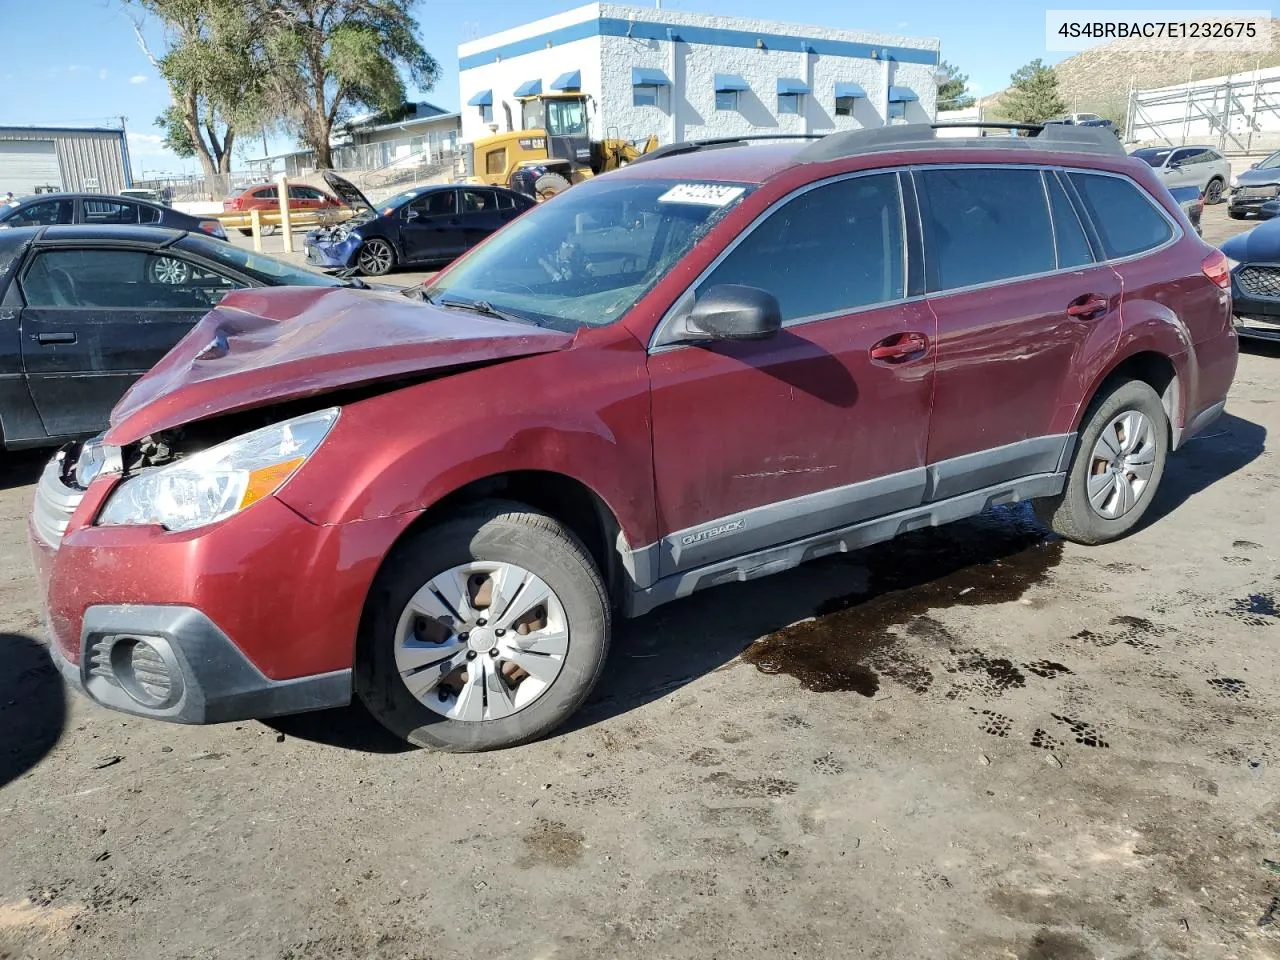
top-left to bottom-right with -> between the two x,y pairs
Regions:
460,189 -> 505,248
400,190 -> 465,263
79,199 -> 145,225
647,171 -> 937,575
17,245 -> 248,436
917,165 -> 1123,491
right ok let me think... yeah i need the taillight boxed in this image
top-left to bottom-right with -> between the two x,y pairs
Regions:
198,219 -> 227,240
1202,250 -> 1231,289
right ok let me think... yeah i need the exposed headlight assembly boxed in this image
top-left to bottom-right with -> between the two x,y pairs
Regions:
97,408 -> 339,532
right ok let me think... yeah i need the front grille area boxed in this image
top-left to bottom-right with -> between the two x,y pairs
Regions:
32,451 -> 85,548
1237,265 -> 1280,299
1238,185 -> 1280,199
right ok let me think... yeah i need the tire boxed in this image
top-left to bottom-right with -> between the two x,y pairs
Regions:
1229,209 -> 1247,220
1205,177 -> 1225,204
355,500 -> 611,752
237,228 -> 252,236
1034,380 -> 1169,545
356,238 -> 396,276
150,256 -> 190,285
534,172 -> 572,200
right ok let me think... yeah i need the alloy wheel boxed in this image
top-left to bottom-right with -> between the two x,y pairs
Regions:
151,257 -> 190,285
392,561 -> 569,722
1206,179 -> 1223,203
1087,410 -> 1156,519
358,240 -> 393,275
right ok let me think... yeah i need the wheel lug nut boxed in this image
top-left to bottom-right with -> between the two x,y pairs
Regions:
489,648 -> 499,657
466,651 -> 477,661
458,632 -> 469,642
494,628 -> 505,637
477,618 -> 487,626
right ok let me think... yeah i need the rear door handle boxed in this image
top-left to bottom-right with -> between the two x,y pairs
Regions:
1066,295 -> 1110,320
870,332 -> 929,362
34,332 -> 76,344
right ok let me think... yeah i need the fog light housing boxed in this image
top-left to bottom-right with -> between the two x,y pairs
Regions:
109,637 -> 184,708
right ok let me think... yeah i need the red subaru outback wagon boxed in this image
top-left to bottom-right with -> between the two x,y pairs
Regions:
32,124 -> 1237,751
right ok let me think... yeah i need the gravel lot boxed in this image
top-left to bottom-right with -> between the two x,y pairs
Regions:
3,204 -> 1280,960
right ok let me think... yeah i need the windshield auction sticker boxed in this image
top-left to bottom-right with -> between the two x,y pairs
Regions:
1046,9 -> 1271,51
658,184 -> 746,206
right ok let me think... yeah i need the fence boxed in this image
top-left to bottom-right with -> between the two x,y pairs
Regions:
1126,66 -> 1280,153
133,173 -> 261,203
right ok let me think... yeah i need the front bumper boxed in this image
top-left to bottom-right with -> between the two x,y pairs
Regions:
1229,191 -> 1280,216
46,604 -> 351,724
31,451 -> 413,725
304,231 -> 360,269
1230,264 -> 1280,341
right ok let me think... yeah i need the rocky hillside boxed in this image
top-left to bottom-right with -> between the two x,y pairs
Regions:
981,20 -> 1280,121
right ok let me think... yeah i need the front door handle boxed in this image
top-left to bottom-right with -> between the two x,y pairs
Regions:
1066,294 -> 1110,320
34,332 -> 76,344
870,332 -> 929,363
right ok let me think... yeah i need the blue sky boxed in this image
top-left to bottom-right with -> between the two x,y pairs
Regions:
0,0 -> 1209,177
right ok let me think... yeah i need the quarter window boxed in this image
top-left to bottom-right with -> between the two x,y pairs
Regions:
917,167 -> 1056,291
82,200 -> 141,224
1067,172 -> 1173,259
700,173 -> 905,322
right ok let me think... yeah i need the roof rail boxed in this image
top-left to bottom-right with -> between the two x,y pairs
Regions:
629,133 -> 825,166
796,122 -> 1126,163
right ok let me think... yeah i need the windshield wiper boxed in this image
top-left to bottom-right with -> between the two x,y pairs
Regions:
439,296 -> 541,325
333,266 -> 367,289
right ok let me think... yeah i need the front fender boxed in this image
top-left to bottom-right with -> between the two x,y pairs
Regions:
275,331 -> 657,548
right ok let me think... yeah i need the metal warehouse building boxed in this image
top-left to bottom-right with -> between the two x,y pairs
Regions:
0,126 -> 131,196
458,3 -> 942,148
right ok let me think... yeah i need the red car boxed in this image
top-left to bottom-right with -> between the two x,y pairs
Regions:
223,182 -> 346,234
32,124 -> 1237,751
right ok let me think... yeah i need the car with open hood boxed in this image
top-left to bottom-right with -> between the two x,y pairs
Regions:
32,123 -> 1236,753
1229,149 -> 1280,218
303,172 -> 535,276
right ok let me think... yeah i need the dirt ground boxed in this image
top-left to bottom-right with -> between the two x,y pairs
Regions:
3,205 -> 1280,960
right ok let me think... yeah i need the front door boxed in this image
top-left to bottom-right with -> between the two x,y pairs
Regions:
647,172 -> 936,576
400,190 -> 466,264
18,245 -> 247,437
1163,148 -> 1200,190
917,166 -> 1123,487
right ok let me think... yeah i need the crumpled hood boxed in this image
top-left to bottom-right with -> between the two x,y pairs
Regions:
1221,218 -> 1280,262
1235,166 -> 1280,188
105,286 -> 572,445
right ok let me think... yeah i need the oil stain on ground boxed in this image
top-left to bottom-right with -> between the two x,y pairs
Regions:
741,506 -> 1063,697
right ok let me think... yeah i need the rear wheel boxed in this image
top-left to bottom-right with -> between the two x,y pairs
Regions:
1205,177 -> 1225,204
1035,380 -> 1169,545
355,501 -> 611,752
1229,209 -> 1247,220
357,238 -> 396,276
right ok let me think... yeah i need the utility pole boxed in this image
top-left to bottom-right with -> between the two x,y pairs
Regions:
118,114 -> 134,188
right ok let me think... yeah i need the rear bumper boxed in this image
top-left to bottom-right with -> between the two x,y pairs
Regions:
47,604 -> 351,724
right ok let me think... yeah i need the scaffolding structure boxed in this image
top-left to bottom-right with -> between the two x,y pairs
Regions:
1126,66 -> 1280,153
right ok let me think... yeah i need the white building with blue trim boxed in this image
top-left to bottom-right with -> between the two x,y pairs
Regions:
458,4 -> 942,148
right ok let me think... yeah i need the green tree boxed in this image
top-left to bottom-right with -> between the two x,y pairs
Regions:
258,0 -> 440,169
936,61 -> 975,111
128,0 -> 265,179
998,59 -> 1066,123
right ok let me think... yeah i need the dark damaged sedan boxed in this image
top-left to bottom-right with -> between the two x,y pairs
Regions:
1221,217 -> 1280,342
304,172 -> 535,276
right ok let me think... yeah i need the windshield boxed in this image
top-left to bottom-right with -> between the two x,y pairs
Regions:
379,188 -> 425,211
1258,151 -> 1280,170
1133,148 -> 1172,167
425,177 -> 753,332
176,233 -> 343,286
546,99 -> 588,137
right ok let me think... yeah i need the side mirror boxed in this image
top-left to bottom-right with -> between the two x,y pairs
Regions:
405,209 -> 421,221
686,284 -> 782,341
1252,162 -> 1260,169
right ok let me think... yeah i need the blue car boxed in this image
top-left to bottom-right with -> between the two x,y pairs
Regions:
304,172 -> 535,276
1221,217 -> 1280,343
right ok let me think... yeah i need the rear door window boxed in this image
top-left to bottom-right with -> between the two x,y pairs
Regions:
81,200 -> 141,224
700,172 -> 905,321
916,167 -> 1056,291
1067,172 -> 1173,259
22,248 -> 246,309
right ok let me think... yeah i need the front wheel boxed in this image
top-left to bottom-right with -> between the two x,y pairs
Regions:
1205,177 -> 1225,204
356,238 -> 396,276
355,501 -> 611,751
1229,209 -> 1247,220
1035,380 -> 1169,545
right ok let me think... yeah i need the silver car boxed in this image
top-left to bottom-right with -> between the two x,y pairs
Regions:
1130,145 -> 1231,204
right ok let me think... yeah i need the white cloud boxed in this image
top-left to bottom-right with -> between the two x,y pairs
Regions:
99,68 -> 109,81
897,20 -> 909,28
129,74 -> 148,85
968,81 -> 984,93
68,65 -> 86,74
128,131 -> 166,148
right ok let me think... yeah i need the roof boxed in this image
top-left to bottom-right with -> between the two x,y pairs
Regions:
0,125 -> 125,138
38,224 -> 186,243
614,124 -> 1127,185
8,192 -> 169,208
